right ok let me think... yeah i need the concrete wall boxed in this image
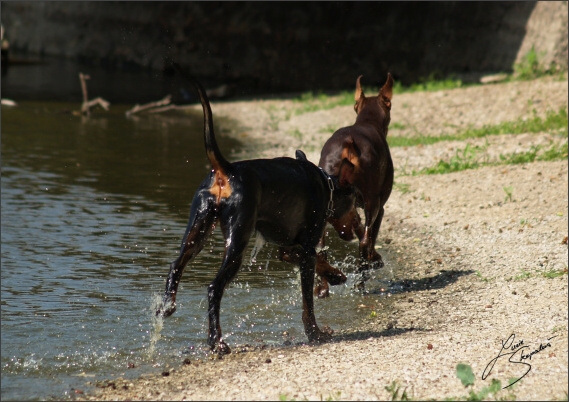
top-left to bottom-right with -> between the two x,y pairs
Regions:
1,1 -> 567,93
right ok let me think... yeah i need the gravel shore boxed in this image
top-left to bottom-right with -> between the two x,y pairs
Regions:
81,75 -> 568,401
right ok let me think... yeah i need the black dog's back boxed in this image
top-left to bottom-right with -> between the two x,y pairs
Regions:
231,157 -> 328,246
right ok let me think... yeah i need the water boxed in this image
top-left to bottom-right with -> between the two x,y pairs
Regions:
1,68 -> 396,401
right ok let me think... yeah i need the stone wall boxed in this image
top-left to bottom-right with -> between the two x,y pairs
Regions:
1,1 -> 567,93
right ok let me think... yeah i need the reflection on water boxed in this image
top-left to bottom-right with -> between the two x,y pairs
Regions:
1,100 -> 395,400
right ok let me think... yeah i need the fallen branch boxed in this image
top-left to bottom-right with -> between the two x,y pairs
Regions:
79,72 -> 110,116
146,104 -> 188,114
125,95 -> 172,117
82,97 -> 110,114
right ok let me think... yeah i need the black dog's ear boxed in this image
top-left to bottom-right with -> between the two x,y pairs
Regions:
295,149 -> 308,161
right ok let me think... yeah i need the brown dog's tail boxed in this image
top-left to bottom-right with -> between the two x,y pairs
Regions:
173,63 -> 232,175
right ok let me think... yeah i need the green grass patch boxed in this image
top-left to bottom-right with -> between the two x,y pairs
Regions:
507,266 -> 568,281
385,380 -> 411,401
420,144 -> 484,175
513,270 -> 533,281
394,182 -> 412,194
388,108 -> 568,149
291,74 -> 475,116
292,90 -> 354,115
539,267 -> 568,279
475,271 -> 493,282
452,364 -> 518,401
411,139 -> 567,176
537,141 -> 569,161
503,186 -> 514,203
390,122 -> 406,130
511,46 -> 566,81
393,74 -> 465,94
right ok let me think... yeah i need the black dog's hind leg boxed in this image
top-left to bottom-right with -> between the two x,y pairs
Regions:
298,246 -> 332,343
158,192 -> 217,317
207,206 -> 256,355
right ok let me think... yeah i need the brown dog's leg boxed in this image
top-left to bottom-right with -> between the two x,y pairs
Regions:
358,200 -> 383,270
279,246 -> 347,298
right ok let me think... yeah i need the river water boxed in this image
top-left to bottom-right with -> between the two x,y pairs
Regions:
1,60 -> 396,400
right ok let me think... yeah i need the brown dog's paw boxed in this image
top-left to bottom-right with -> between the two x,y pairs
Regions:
369,249 -> 384,266
316,254 -> 347,286
323,269 -> 348,286
314,281 -> 330,298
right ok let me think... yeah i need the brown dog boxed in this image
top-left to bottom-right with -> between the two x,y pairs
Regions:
316,74 -> 394,297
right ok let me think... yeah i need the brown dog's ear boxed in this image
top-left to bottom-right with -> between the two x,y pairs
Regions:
354,75 -> 365,101
338,138 -> 359,186
379,73 -> 393,101
338,158 -> 356,187
379,72 -> 393,109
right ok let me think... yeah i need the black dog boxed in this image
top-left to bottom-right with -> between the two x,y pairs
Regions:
156,66 -> 352,355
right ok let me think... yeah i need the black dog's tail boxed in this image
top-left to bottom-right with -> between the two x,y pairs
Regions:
173,63 -> 232,176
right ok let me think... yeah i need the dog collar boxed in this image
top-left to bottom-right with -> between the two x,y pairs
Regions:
319,167 -> 335,218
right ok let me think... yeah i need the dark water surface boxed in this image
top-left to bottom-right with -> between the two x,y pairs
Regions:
1,67 -> 396,401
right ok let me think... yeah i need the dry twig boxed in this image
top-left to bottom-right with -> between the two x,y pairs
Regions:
79,72 -> 110,116
125,95 -> 172,117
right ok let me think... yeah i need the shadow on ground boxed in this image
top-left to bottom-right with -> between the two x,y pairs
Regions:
364,269 -> 477,295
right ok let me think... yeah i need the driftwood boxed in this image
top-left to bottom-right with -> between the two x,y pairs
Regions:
79,72 -> 110,116
125,94 -> 172,117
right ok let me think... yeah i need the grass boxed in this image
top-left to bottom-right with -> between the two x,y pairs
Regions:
385,381 -> 411,401
539,267 -> 568,279
288,47 -> 565,118
393,73 -> 465,94
412,139 -> 568,176
291,74 -> 470,116
512,46 -> 566,81
475,271 -> 492,282
503,186 -> 514,203
388,108 -> 568,149
292,90 -> 354,115
507,266 -> 568,281
420,143 -> 484,175
394,182 -> 412,194
451,364 -> 517,401
385,364 -> 519,401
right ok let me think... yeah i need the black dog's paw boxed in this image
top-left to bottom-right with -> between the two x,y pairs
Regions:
212,340 -> 231,356
156,298 -> 176,317
308,327 -> 333,344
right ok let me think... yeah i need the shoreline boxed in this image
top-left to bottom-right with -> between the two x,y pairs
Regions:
80,76 -> 568,401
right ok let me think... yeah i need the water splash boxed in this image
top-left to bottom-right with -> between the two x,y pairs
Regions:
146,293 -> 165,357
